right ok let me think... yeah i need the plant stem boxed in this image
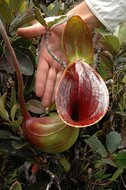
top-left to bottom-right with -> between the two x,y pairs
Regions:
0,19 -> 29,120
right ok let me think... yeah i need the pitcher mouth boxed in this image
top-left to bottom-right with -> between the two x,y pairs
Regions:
55,60 -> 109,128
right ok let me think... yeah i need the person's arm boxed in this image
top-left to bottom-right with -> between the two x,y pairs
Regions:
85,0 -> 126,32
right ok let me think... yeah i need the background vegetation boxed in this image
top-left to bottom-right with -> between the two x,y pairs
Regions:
0,0 -> 126,189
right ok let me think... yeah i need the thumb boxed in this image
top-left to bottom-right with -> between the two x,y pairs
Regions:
17,22 -> 46,38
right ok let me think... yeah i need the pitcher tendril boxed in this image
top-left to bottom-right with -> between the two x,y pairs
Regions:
0,19 -> 29,120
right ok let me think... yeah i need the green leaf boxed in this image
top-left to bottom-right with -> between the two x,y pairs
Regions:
118,22 -> 126,44
27,99 -> 45,115
0,140 -> 34,159
10,104 -> 20,121
85,135 -> 108,158
4,47 -> 34,75
19,47 -> 36,71
0,92 -> 7,106
98,62 -> 109,80
0,129 -> 20,140
122,76 -> 126,83
116,151 -> 126,168
105,35 -> 120,52
10,86 -> 17,111
0,0 -> 12,24
59,157 -> 71,172
0,99 -> 9,121
106,131 -> 122,154
24,76 -> 35,95
101,158 -> 116,167
9,116 -> 23,130
94,169 -> 107,179
10,0 -> 25,15
111,168 -> 123,181
99,52 -> 113,75
98,62 -> 108,80
14,48 -> 34,75
12,37 -> 33,48
96,28 -> 120,53
18,0 -> 27,13
12,140 -> 28,149
33,7 -> 47,27
10,14 -> 36,32
48,15 -> 70,29
63,15 -> 93,64
96,27 -> 111,38
9,181 -> 22,190
0,56 -> 14,73
41,1 -> 62,17
48,1 -> 62,16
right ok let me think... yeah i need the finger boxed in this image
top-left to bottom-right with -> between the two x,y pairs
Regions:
51,70 -> 63,103
42,68 -> 57,107
17,23 -> 46,38
35,37 -> 49,97
35,58 -> 49,98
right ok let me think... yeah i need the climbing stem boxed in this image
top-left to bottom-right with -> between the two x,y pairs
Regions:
0,19 -> 29,120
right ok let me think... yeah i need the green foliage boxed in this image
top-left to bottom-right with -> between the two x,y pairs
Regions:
0,96 -> 10,121
4,47 -> 34,75
115,22 -> 126,44
40,0 -> 66,17
85,131 -> 122,166
33,6 -> 47,27
116,151 -> 126,168
9,181 -> 22,190
85,134 -> 108,158
0,0 -> 27,25
58,156 -> 71,172
106,131 -> 122,154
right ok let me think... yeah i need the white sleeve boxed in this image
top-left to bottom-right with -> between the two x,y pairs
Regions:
85,0 -> 126,32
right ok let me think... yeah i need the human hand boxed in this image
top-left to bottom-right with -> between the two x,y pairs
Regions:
17,19 -> 66,107
17,1 -> 101,108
